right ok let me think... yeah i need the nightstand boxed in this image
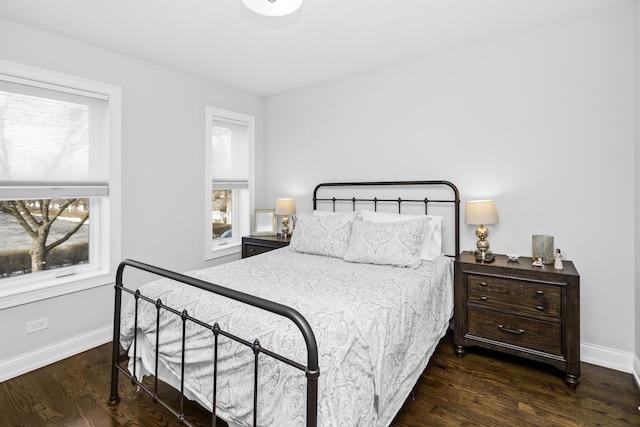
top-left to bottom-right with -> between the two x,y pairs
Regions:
454,251 -> 580,388
242,235 -> 290,258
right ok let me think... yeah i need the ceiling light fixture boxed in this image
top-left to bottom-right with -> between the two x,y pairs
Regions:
242,0 -> 302,17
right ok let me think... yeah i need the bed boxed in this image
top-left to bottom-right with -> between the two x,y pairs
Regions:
108,180 -> 460,427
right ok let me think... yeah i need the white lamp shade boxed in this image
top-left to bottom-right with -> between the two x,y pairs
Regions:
465,200 -> 499,225
242,0 -> 302,16
276,198 -> 296,215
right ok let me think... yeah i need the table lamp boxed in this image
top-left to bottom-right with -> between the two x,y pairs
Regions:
276,198 -> 296,238
465,200 -> 499,261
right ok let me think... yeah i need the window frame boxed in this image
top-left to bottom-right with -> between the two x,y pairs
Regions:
0,59 -> 121,309
204,106 -> 255,260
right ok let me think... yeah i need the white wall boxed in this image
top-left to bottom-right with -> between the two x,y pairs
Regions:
265,2 -> 636,368
634,0 -> 640,385
0,18 -> 263,379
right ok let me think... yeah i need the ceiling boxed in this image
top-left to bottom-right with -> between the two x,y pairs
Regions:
0,0 -> 626,96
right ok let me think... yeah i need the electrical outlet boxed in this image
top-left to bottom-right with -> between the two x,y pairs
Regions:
26,318 -> 48,334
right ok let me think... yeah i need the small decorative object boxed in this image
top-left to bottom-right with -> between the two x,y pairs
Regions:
532,255 -> 543,267
276,198 -> 296,238
532,235 -> 554,265
253,209 -> 277,236
554,249 -> 564,270
465,200 -> 499,262
506,254 -> 520,262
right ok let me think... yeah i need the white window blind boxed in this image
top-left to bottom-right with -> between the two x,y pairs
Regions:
211,118 -> 248,189
0,75 -> 109,199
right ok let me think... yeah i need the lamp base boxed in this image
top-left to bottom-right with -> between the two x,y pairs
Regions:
474,250 -> 495,263
280,215 -> 290,238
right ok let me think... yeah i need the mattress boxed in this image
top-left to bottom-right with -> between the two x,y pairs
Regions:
120,247 -> 454,426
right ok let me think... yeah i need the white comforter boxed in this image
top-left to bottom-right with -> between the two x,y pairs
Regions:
120,248 -> 453,426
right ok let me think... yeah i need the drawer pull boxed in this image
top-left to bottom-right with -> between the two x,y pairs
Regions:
536,305 -> 545,311
480,282 -> 488,287
536,290 -> 544,295
498,324 -> 525,335
480,296 -> 488,301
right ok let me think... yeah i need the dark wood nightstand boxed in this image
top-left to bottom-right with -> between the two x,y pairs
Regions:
242,235 -> 290,258
454,251 -> 580,388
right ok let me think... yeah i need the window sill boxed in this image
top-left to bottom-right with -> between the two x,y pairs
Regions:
205,241 -> 242,261
0,269 -> 113,310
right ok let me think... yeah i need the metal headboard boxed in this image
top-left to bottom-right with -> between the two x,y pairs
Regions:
313,180 -> 460,256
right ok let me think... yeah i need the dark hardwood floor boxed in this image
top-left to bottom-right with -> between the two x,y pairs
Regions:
1,331 -> 639,426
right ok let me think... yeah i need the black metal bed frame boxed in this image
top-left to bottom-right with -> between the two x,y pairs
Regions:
107,180 -> 460,427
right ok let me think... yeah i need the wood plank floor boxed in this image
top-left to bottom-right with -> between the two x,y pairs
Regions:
1,331 -> 639,426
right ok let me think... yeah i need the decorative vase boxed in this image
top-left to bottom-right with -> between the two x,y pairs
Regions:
532,235 -> 554,265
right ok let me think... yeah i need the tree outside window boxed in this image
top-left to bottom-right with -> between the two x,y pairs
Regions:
212,190 -> 232,240
0,198 -> 89,277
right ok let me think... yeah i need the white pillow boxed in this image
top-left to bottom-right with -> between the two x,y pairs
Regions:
358,210 -> 443,260
343,217 -> 425,268
289,212 -> 356,258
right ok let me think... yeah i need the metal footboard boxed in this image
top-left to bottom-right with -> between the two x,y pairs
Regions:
107,259 -> 319,427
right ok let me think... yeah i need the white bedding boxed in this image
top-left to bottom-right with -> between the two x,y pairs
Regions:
120,247 -> 454,426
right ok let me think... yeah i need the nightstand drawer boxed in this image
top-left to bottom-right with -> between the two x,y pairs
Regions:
467,308 -> 562,356
467,274 -> 561,319
242,235 -> 290,258
243,244 -> 276,257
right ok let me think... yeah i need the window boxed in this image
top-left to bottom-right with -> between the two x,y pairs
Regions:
0,62 -> 120,308
205,107 -> 254,259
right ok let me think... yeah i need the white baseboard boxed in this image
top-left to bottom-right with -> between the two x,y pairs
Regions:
581,341 -> 635,374
0,324 -> 112,383
633,353 -> 640,390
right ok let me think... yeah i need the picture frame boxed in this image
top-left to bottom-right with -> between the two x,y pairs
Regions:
253,209 -> 277,236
